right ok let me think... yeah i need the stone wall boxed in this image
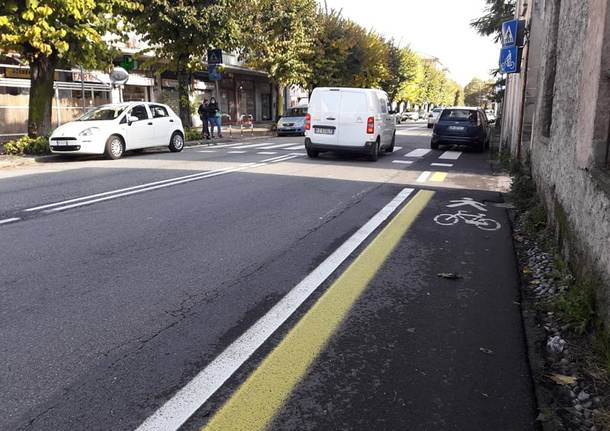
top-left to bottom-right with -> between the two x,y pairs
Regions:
529,0 -> 610,325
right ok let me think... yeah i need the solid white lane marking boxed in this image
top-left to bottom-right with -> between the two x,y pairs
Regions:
0,217 -> 20,225
405,149 -> 431,158
431,163 -> 453,167
260,143 -> 298,150
285,144 -> 304,150
134,188 -> 416,431
35,155 -> 301,214
393,146 -> 403,151
439,151 -> 462,160
257,151 -> 277,155
392,160 -> 413,165
231,143 -> 275,149
25,169 -> 232,212
227,151 -> 247,154
417,171 -> 432,182
197,150 -> 217,153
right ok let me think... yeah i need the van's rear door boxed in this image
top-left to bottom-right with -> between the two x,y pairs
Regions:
309,89 -> 340,146
338,90 -> 368,147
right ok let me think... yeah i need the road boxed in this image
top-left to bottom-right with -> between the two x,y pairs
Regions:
0,122 -> 536,430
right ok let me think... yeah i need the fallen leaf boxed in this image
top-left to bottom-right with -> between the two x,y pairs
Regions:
479,347 -> 494,355
547,374 -> 577,385
406,328 -> 416,333
437,272 -> 462,280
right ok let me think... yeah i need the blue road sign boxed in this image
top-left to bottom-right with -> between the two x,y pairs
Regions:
499,46 -> 520,74
207,49 -> 223,65
501,19 -> 525,47
208,64 -> 222,81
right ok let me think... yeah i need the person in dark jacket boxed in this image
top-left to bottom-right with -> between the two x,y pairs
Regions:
198,99 -> 210,140
208,97 -> 223,138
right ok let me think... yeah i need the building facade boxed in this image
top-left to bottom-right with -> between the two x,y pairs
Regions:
0,43 -> 277,138
502,0 -> 610,325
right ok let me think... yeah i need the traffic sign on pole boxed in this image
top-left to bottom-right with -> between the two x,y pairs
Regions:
208,64 -> 222,81
499,46 -> 521,74
207,49 -> 223,65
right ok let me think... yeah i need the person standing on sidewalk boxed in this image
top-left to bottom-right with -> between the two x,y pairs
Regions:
198,99 -> 211,141
208,97 -> 223,139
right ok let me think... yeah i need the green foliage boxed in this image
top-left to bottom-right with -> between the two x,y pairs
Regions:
471,0 -> 516,42
555,279 -> 598,334
3,135 -> 50,155
464,78 -> 495,107
184,128 -> 203,142
128,0 -> 242,125
241,0 -> 317,88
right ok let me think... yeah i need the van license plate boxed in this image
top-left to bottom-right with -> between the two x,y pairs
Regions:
315,128 -> 334,135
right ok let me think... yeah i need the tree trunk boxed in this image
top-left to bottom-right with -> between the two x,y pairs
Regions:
276,83 -> 284,119
28,54 -> 57,137
177,67 -> 192,128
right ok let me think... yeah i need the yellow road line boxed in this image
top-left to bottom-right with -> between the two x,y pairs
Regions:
202,190 -> 434,431
430,171 -> 448,182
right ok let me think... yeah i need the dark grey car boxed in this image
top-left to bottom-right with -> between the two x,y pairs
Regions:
430,107 -> 491,152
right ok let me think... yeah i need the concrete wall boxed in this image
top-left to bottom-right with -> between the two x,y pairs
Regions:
526,0 -> 610,325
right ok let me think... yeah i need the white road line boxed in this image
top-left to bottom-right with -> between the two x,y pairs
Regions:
392,160 -> 413,165
284,144 -> 304,150
231,143 -> 275,149
44,156 -> 300,214
259,143 -> 298,150
417,171 -> 432,182
0,217 -> 20,225
393,146 -> 403,151
134,188 -> 416,431
405,149 -> 431,158
197,150 -> 217,153
186,142 -> 243,150
256,151 -> 277,155
227,151 -> 247,154
25,169 -> 233,212
439,151 -> 462,160
431,163 -> 453,167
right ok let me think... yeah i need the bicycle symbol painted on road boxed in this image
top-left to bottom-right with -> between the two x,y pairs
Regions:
433,198 -> 502,231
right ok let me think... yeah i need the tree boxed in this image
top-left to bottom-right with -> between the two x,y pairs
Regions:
464,78 -> 495,107
394,48 -> 424,106
471,0 -> 516,42
0,0 -> 141,137
240,0 -> 317,117
129,0 -> 242,126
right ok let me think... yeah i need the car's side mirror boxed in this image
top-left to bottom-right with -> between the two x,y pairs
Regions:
127,115 -> 138,125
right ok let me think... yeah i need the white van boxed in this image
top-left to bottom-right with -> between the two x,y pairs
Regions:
304,87 -> 396,161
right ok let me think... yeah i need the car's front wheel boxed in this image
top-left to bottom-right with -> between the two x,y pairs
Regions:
105,135 -> 125,160
169,132 -> 184,152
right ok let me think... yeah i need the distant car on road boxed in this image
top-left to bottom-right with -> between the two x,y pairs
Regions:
427,107 -> 444,128
277,106 -> 308,136
401,111 -> 420,121
305,87 -> 396,161
49,102 -> 184,159
431,107 -> 490,152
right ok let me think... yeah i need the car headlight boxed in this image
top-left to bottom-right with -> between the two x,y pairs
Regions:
79,127 -> 100,136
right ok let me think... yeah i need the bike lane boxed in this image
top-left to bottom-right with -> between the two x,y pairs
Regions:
193,186 -> 537,431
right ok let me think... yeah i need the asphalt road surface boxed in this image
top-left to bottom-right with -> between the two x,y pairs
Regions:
0,122 -> 536,431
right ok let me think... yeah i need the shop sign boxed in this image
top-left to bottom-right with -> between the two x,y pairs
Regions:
5,68 -> 31,79
126,74 -> 155,86
71,70 -> 110,84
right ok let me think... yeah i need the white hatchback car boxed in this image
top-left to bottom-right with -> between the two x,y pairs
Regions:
304,87 -> 396,161
49,102 -> 185,159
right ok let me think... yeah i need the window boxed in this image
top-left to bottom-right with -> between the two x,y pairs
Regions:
150,105 -> 169,118
379,98 -> 388,114
440,109 -> 477,122
130,105 -> 149,121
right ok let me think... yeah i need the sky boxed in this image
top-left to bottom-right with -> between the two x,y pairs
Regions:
319,0 -> 500,86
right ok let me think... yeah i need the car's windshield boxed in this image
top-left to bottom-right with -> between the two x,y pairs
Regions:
79,105 -> 128,121
286,107 -> 307,117
440,109 -> 477,122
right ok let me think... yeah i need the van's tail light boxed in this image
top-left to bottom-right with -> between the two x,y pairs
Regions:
366,116 -> 374,134
305,113 -> 311,131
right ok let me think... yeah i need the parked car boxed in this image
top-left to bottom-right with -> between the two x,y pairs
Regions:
277,106 -> 308,136
431,107 -> 491,152
49,102 -> 184,159
401,111 -> 420,121
304,87 -> 396,161
427,107 -> 444,128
